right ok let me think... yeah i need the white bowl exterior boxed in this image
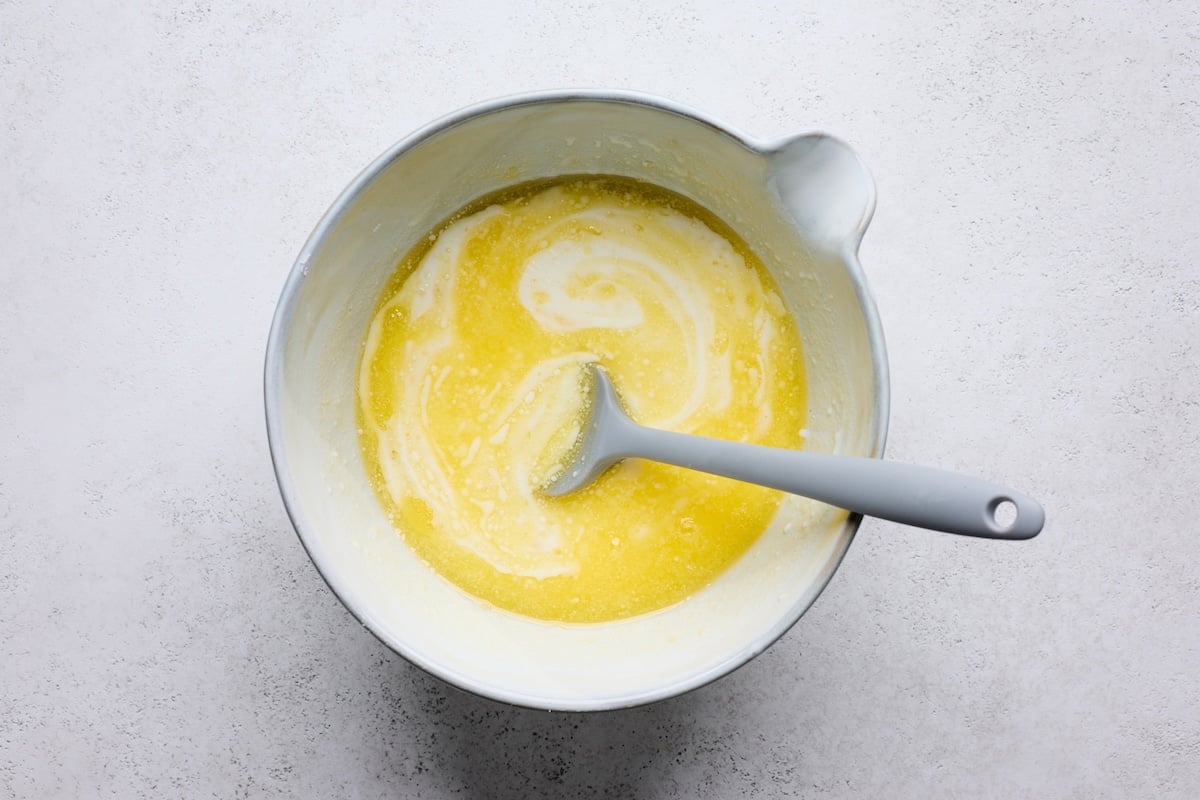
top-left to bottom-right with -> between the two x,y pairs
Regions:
266,93 -> 886,710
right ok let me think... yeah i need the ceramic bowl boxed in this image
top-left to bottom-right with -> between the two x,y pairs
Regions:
264,90 -> 888,710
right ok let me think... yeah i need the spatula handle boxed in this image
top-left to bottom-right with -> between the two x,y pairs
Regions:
611,423 -> 1044,540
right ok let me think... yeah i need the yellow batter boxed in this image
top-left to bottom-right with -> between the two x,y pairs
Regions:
357,176 -> 807,622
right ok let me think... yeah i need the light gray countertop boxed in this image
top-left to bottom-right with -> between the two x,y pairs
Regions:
3,1 -> 1198,797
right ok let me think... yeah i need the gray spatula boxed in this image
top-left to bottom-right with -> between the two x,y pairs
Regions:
543,364 -> 1044,540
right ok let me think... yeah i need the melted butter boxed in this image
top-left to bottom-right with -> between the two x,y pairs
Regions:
358,176 -> 807,622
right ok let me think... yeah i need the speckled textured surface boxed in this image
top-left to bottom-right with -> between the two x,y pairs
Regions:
2,1 -> 1198,796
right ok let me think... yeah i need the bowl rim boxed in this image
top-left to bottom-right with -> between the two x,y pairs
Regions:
263,88 -> 891,711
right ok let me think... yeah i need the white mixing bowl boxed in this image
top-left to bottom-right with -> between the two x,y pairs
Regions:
264,90 -> 888,710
